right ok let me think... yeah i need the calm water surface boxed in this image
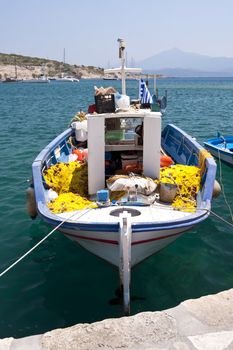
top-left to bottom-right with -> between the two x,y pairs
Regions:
0,78 -> 233,338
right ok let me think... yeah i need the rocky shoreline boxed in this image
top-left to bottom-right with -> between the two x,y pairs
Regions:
0,64 -> 104,80
0,64 -> 166,81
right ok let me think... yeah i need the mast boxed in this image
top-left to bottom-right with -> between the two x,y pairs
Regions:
14,58 -> 17,80
118,38 -> 126,95
63,48 -> 65,65
153,74 -> 157,93
104,39 -> 142,95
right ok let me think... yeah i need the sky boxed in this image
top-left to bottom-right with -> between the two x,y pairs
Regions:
1,0 -> 233,67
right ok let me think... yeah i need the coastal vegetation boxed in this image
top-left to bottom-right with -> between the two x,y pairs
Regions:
0,52 -> 104,79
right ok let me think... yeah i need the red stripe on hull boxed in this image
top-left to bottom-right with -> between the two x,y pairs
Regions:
61,231 -> 118,245
61,229 -> 186,245
133,230 -> 185,245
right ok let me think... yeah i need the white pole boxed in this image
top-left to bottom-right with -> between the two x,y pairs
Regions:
154,74 -> 157,93
118,38 -> 126,95
121,51 -> 126,95
119,211 -> 132,315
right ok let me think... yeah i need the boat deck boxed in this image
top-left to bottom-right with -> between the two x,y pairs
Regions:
58,202 -> 192,224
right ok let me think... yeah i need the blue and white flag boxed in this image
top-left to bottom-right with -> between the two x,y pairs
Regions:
139,79 -> 153,104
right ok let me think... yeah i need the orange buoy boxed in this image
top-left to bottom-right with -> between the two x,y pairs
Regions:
72,149 -> 84,161
125,163 -> 142,173
160,155 -> 174,168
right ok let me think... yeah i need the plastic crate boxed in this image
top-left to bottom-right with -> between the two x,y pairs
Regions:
105,130 -> 124,141
95,94 -> 115,114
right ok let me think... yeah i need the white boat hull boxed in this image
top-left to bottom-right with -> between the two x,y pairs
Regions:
204,147 -> 233,166
204,136 -> 233,167
59,225 -> 190,267
21,79 -> 49,83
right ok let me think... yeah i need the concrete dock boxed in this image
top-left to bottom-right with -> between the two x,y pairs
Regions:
1,288 -> 233,350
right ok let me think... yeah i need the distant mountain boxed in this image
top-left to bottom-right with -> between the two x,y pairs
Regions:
138,48 -> 233,77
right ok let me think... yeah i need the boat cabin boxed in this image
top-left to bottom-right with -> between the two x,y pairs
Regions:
87,110 -> 161,195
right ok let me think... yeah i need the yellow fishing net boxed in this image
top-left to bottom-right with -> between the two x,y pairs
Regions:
43,162 -> 88,196
159,164 -> 201,211
44,161 -> 202,213
47,192 -> 97,214
43,162 -> 91,213
199,149 -> 212,176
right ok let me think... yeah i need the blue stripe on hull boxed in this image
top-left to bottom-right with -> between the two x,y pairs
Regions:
39,209 -> 208,234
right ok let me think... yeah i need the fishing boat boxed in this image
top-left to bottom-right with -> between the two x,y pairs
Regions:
2,78 -> 20,83
31,39 -> 217,314
204,134 -> 233,167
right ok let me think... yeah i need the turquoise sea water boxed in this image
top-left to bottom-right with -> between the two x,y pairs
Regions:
0,78 -> 233,338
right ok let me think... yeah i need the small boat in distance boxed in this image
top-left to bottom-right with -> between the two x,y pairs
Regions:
2,58 -> 22,83
21,77 -> 49,83
53,49 -> 79,82
52,76 -> 79,82
204,133 -> 233,167
21,65 -> 49,83
103,76 -> 118,80
2,77 -> 21,83
31,39 -> 217,314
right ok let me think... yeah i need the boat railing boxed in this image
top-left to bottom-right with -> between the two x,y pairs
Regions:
220,136 -> 227,148
162,124 -> 217,204
32,128 -> 73,207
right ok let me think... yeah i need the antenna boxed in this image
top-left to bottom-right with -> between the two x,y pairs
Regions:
14,57 -> 17,80
154,74 -> 157,93
63,48 -> 65,64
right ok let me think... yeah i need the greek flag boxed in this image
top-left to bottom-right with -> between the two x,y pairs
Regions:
139,79 -> 152,104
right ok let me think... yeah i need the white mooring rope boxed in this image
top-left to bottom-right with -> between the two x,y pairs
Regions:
0,201 -> 232,280
210,210 -> 233,228
0,208 -> 93,278
217,148 -> 233,221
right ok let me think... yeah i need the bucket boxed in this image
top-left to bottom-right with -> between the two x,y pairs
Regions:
159,182 -> 178,203
71,120 -> 88,142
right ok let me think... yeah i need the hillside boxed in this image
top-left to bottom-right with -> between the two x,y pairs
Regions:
0,53 -> 104,80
